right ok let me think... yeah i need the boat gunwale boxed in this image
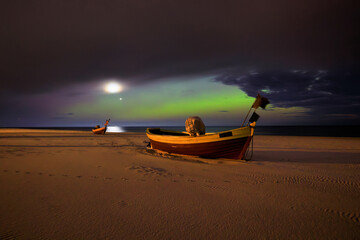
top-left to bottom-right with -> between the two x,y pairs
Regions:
146,126 -> 251,138
146,126 -> 254,145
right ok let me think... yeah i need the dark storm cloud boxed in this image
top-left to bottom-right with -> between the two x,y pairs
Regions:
0,0 -> 358,94
215,69 -> 360,123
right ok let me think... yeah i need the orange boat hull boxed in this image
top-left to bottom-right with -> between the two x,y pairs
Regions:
149,136 -> 252,159
146,125 -> 255,160
92,127 -> 107,134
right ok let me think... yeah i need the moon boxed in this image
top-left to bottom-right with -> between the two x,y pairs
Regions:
104,82 -> 123,93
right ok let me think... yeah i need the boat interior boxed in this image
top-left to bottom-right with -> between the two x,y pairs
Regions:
147,128 -> 232,137
147,128 -> 190,136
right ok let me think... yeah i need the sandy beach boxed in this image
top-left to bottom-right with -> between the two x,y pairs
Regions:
0,129 -> 359,239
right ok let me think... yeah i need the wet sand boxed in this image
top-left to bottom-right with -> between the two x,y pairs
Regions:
0,129 -> 359,239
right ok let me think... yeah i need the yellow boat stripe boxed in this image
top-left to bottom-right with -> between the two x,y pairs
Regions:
146,126 -> 253,145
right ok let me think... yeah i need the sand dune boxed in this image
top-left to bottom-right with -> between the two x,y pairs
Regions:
0,129 -> 359,239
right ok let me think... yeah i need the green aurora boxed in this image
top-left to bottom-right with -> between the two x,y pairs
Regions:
65,77 -> 307,126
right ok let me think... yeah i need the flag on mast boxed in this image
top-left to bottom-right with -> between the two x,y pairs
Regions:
252,94 -> 270,109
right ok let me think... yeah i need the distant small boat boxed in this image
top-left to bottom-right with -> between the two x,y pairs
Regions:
146,94 -> 269,160
92,119 -> 110,134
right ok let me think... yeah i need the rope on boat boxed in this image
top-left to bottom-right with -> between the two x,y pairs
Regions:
243,136 -> 254,161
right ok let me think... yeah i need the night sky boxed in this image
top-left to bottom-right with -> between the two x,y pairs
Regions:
0,0 -> 358,127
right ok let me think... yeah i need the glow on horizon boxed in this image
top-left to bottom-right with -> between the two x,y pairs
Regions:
104,82 -> 123,93
106,126 -> 125,132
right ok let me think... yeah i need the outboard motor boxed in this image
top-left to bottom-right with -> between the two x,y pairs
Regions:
185,116 -> 205,136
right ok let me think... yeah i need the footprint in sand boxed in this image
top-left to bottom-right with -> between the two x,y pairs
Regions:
129,165 -> 172,178
321,208 -> 360,225
91,176 -> 98,179
104,177 -> 112,180
62,174 -> 68,177
48,174 -> 54,176
15,171 -> 20,173
25,172 -> 31,174
118,200 -> 128,208
0,231 -> 21,240
3,170 -> 8,172
38,172 -> 43,175
76,176 -> 82,178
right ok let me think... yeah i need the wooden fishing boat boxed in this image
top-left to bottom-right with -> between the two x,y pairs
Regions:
92,119 -> 110,135
146,94 -> 269,160
146,122 -> 256,159
92,126 -> 107,134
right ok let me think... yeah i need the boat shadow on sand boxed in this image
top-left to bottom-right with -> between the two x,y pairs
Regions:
142,146 -> 249,165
